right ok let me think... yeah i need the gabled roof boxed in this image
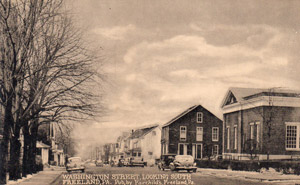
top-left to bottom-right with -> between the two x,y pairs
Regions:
229,87 -> 265,102
130,124 -> 159,139
117,132 -> 131,142
221,87 -> 300,108
162,105 -> 199,128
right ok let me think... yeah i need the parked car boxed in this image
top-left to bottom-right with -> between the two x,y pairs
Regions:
211,155 -> 223,161
117,159 -> 125,167
123,157 -> 130,166
128,157 -> 147,167
169,155 -> 197,172
95,160 -> 103,167
158,154 -> 176,171
66,157 -> 85,173
110,159 -> 119,167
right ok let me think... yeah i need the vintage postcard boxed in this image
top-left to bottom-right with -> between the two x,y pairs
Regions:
1,0 -> 300,185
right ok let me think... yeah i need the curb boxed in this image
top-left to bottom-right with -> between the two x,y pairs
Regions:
244,176 -> 300,182
196,169 -> 300,183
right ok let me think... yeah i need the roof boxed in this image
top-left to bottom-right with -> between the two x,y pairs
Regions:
36,141 -> 50,148
229,87 -> 265,102
117,132 -> 131,142
221,87 -> 300,107
130,124 -> 159,139
162,105 -> 199,127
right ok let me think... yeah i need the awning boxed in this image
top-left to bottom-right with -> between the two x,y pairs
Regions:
36,141 -> 50,148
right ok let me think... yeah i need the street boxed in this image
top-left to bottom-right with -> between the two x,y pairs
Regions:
52,165 -> 270,185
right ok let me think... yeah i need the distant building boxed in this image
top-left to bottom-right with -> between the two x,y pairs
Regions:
36,141 -> 50,165
116,132 -> 131,160
161,105 -> 222,159
221,87 -> 300,160
129,124 -> 161,165
48,123 -> 65,166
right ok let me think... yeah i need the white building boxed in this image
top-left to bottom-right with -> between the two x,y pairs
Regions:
36,141 -> 50,165
129,124 -> 161,166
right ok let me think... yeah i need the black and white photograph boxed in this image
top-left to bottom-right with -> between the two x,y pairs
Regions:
1,0 -> 300,185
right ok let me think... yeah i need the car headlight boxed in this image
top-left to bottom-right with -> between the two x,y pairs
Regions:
193,162 -> 197,167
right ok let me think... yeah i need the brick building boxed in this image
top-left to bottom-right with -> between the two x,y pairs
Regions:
221,87 -> 300,160
161,105 -> 222,159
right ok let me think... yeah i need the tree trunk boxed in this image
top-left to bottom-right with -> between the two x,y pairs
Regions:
28,123 -> 39,174
22,124 -> 30,176
9,130 -> 21,180
0,115 -> 10,184
0,99 -> 14,184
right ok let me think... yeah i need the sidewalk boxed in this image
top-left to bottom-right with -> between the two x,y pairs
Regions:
7,166 -> 65,185
197,168 -> 300,183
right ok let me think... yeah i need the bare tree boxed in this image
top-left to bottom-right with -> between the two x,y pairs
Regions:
0,0 -> 102,182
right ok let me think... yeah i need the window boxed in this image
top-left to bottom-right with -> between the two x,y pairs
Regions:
250,123 -> 255,140
133,141 -> 138,148
285,122 -> 300,150
227,127 -> 230,150
196,127 -> 203,141
197,112 -> 203,123
212,127 -> 219,141
256,122 -> 260,148
212,145 -> 219,155
234,126 -> 237,150
180,126 -> 187,141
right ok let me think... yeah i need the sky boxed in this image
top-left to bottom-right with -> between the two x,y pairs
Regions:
69,0 -> 300,153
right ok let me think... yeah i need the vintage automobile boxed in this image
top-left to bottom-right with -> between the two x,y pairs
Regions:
95,159 -> 103,167
169,155 -> 197,173
123,157 -> 131,166
127,157 -> 147,167
66,157 -> 85,173
117,159 -> 125,167
158,154 -> 176,171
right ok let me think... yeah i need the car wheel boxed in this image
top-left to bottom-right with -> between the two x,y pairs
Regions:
67,170 -> 71,173
162,167 -> 165,171
193,169 -> 197,173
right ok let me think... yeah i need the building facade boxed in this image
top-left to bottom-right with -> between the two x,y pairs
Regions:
129,125 -> 161,166
161,105 -> 222,159
221,87 -> 300,160
116,132 -> 131,160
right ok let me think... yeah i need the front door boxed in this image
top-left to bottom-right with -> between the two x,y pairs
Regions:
196,144 -> 202,159
178,143 -> 187,155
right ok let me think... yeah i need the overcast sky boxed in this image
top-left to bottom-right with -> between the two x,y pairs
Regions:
70,0 -> 300,149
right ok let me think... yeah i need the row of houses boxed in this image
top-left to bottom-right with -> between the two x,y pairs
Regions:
98,124 -> 162,166
28,123 -> 65,166
97,87 -> 300,164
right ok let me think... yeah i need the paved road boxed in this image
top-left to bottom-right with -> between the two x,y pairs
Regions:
52,165 -> 271,185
